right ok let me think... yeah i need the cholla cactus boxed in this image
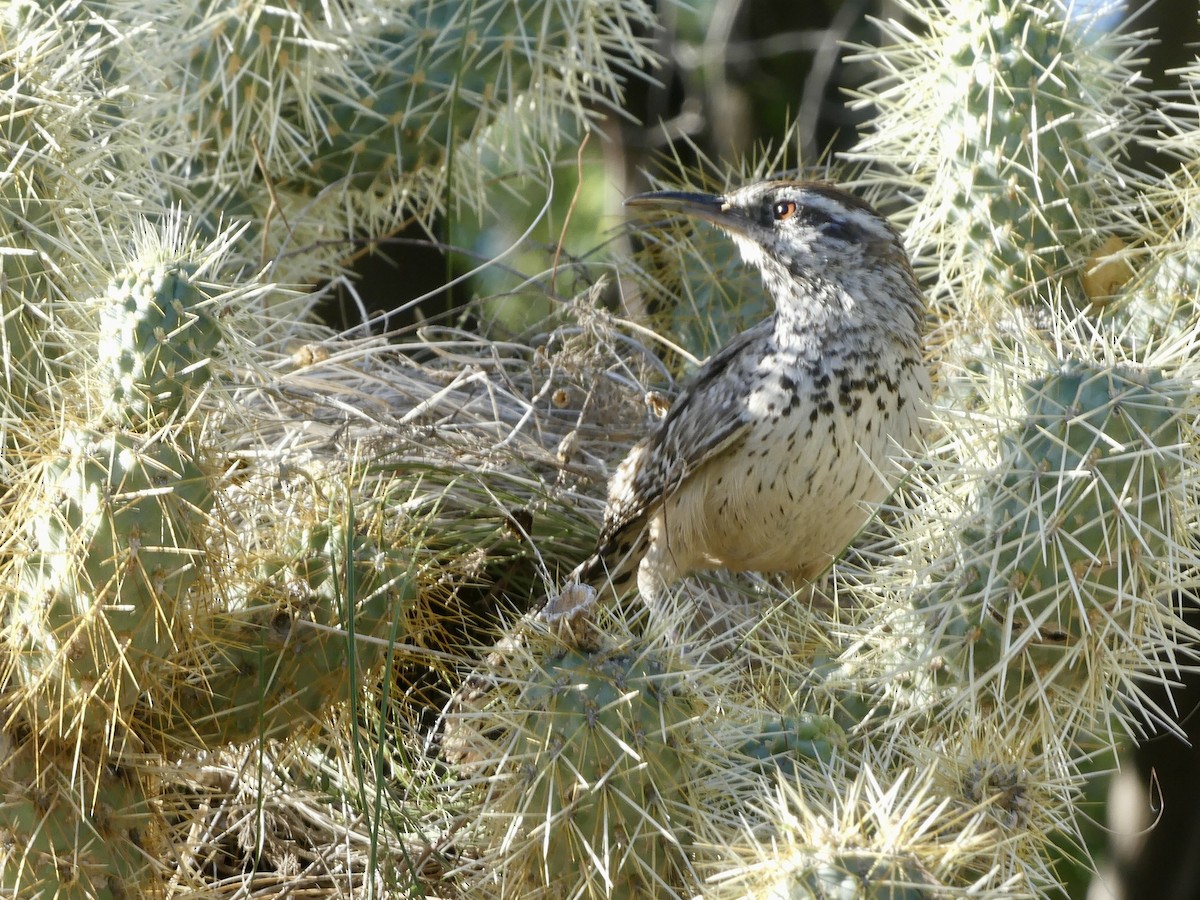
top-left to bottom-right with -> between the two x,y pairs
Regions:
0,1 -> 174,435
152,520 -> 413,749
10,0 -> 1200,895
93,256 -> 225,427
849,0 -> 1146,308
167,0 -> 659,283
446,605 -> 716,898
701,762 -> 980,899
840,0 -> 1200,740
6,424 -> 213,739
898,342 -> 1198,742
0,731 -> 164,898
0,0 -> 664,895
827,0 -> 1200,893
0,219 -> 244,741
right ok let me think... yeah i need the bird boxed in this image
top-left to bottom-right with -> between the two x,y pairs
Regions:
546,180 -> 930,620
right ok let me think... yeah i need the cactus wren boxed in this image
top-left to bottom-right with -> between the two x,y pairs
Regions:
559,181 -> 929,614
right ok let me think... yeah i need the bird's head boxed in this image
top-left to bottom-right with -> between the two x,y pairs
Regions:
626,181 -> 915,302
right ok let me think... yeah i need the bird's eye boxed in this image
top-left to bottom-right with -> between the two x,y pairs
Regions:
772,200 -> 798,222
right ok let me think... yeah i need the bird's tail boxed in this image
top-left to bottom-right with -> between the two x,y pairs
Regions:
569,546 -> 639,599
538,526 -> 650,621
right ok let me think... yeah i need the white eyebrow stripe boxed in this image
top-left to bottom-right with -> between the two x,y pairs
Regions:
798,192 -> 893,241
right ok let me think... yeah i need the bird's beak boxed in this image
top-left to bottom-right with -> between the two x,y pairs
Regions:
625,190 -> 748,235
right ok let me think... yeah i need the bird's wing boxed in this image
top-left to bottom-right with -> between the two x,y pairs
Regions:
593,319 -> 767,550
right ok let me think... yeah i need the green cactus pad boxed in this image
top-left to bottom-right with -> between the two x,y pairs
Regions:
298,2 -> 558,192
6,426 -> 214,738
0,732 -> 164,898
460,634 -> 705,898
736,713 -> 845,777
178,0 -> 336,173
152,523 -> 412,749
920,361 -> 1184,704
0,20 -> 86,422
96,261 -> 223,426
944,2 -> 1093,295
853,0 -> 1141,307
1114,225 -> 1200,354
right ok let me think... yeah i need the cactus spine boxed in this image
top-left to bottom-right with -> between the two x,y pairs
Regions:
451,616 -> 709,898
915,358 -> 1189,727
851,0 -> 1144,307
8,0 -> 1200,895
0,732 -> 164,898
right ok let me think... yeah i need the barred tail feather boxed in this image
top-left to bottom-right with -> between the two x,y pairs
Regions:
570,548 -> 638,599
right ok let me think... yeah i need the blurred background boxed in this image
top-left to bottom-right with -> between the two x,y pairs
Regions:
326,2 -> 1200,898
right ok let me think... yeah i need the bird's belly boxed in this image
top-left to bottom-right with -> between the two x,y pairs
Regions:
691,399 -> 909,576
